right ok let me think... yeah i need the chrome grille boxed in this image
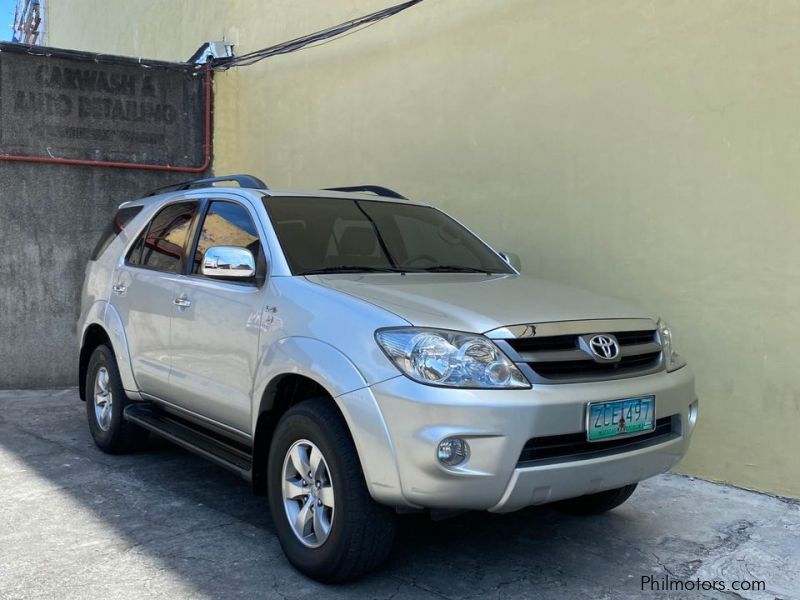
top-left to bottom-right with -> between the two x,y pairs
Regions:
491,320 -> 664,384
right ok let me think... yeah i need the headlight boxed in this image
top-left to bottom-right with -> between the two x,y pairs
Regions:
375,328 -> 530,388
657,318 -> 687,372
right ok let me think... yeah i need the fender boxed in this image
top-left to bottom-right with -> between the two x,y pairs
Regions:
81,300 -> 141,398
253,336 -> 406,505
253,337 -> 368,415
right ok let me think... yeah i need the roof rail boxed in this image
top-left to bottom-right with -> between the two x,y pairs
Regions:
323,185 -> 407,200
145,174 -> 268,197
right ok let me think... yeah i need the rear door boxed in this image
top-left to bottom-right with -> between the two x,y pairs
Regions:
111,200 -> 200,399
168,197 -> 266,434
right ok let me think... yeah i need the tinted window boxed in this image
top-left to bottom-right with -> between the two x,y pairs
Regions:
265,197 -> 512,275
364,203 -> 494,269
128,202 -> 197,273
127,230 -> 146,266
267,198 -> 391,273
90,205 -> 143,260
192,201 -> 261,274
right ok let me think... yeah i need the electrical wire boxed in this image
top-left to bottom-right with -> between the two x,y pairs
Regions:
210,0 -> 425,70
295,21 -> 382,53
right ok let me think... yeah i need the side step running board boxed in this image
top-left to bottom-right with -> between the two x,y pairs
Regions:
124,403 -> 253,481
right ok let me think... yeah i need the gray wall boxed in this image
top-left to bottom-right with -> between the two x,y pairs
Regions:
0,44 -> 208,388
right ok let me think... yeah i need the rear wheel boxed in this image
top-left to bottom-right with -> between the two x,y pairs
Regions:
85,344 -> 149,454
555,484 -> 638,515
267,398 -> 396,582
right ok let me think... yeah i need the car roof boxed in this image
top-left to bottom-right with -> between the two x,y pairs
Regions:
263,188 -> 430,206
121,186 -> 431,209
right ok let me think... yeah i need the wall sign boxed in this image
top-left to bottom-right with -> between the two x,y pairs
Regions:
0,44 -> 207,169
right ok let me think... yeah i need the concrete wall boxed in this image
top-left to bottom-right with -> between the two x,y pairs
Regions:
48,1 -> 800,498
0,45 -> 207,388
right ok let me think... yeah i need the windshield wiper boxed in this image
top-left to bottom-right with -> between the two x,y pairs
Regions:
419,265 -> 494,274
300,265 -> 410,275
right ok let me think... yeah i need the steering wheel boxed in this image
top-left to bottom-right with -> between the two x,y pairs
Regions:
404,254 -> 439,267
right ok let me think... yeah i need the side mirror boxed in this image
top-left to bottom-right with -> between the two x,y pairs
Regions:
499,251 -> 521,272
201,246 -> 256,280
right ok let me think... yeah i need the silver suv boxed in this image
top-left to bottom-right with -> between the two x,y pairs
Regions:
78,175 -> 697,582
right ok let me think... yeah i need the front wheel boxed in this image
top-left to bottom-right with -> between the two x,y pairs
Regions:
267,398 -> 396,583
555,484 -> 638,515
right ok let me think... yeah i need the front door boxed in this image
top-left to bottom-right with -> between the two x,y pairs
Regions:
110,200 -> 199,399
168,198 -> 266,434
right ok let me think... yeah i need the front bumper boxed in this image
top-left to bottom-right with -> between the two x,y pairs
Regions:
346,366 -> 696,512
489,432 -> 684,512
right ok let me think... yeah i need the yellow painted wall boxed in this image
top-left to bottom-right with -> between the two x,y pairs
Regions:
49,1 -> 800,498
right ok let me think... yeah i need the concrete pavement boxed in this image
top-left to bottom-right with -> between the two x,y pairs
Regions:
1,388 -> 798,599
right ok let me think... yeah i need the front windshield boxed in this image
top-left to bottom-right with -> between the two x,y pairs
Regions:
264,197 -> 514,276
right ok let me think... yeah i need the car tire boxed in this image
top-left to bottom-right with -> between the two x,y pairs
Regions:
267,397 -> 396,583
85,344 -> 149,454
555,484 -> 638,515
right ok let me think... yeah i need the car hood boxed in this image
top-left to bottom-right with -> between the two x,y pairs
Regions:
304,273 -> 652,333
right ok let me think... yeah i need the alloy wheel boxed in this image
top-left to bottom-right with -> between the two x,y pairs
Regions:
93,366 -> 113,431
281,439 -> 335,548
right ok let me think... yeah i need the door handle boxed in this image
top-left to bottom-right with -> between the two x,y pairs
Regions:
112,284 -> 127,295
173,297 -> 192,308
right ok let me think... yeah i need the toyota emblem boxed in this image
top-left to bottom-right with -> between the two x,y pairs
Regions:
588,334 -> 620,361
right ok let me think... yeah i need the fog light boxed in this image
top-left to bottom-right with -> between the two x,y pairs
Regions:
437,437 -> 470,467
689,399 -> 699,429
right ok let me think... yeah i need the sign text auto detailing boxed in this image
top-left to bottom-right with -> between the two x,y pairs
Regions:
18,65 -> 177,126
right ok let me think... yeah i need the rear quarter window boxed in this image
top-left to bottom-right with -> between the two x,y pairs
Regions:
127,201 -> 198,273
90,206 -> 144,261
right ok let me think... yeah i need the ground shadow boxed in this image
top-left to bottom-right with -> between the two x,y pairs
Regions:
3,389 -> 781,599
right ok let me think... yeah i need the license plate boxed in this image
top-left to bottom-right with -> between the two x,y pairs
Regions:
586,396 -> 655,442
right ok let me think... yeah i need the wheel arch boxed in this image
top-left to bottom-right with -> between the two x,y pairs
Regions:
79,301 -> 139,400
251,338 -> 405,505
78,324 -> 111,401
251,372 -> 333,495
